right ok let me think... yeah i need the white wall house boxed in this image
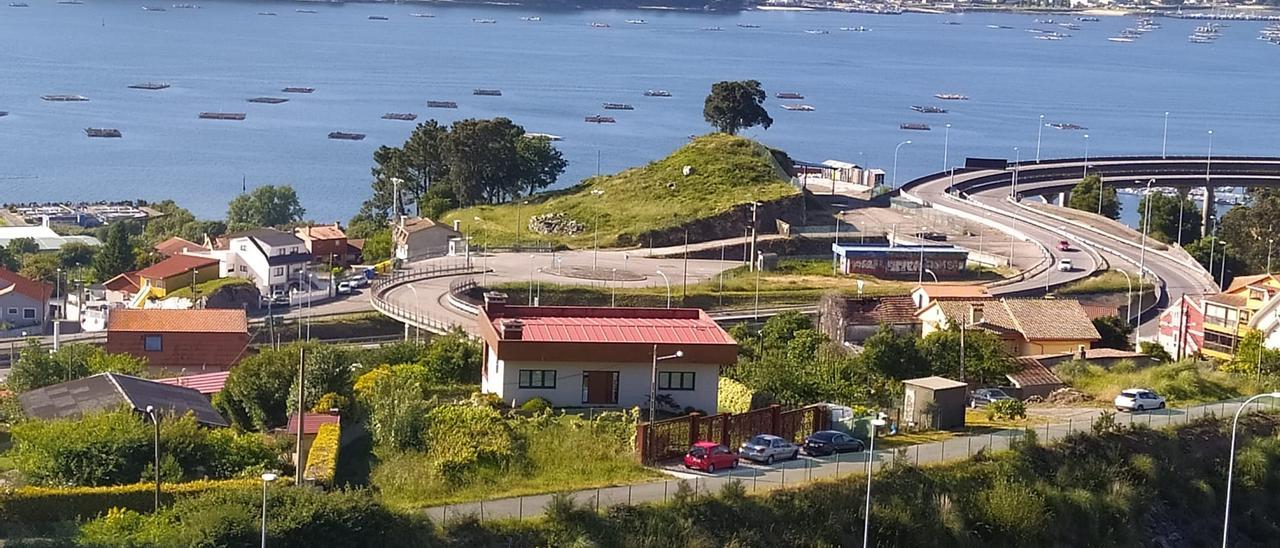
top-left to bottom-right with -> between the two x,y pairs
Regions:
196,229 -> 311,295
476,294 -> 738,413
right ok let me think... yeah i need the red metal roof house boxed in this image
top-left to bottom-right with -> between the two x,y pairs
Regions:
476,292 -> 737,412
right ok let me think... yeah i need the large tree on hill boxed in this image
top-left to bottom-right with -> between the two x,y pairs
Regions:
918,324 -> 1016,386
1092,316 -> 1134,350
1186,236 -> 1245,287
1138,190 -> 1201,245
1067,174 -> 1120,220
93,221 -> 138,279
703,80 -> 773,136
227,185 -> 305,230
1216,187 -> 1280,273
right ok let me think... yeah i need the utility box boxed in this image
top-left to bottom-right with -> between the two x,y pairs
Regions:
902,376 -> 968,430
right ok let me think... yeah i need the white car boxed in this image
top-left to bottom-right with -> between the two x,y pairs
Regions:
336,282 -> 353,295
1115,389 -> 1166,412
1057,258 -> 1073,272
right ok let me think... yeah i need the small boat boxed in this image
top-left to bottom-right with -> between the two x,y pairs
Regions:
199,112 -> 246,120
1049,123 -> 1087,130
525,132 -> 562,141
934,93 -> 968,100
0,111 -> 8,116
625,19 -> 646,24
900,123 -> 931,131
942,21 -> 961,25
737,23 -> 760,28
590,22 -> 609,28
776,92 -> 804,99
328,131 -> 366,140
171,3 -> 197,8
781,104 -> 815,111
9,2 -> 29,6
247,97 -> 288,104
296,9 -> 316,13
911,105 -> 947,113
1077,16 -> 1100,22
839,26 -> 870,32
282,87 -> 314,93
1034,18 -> 1055,24
1036,35 -> 1063,41
142,7 -> 167,12
473,89 -> 501,96
85,128 -> 122,138
702,26 -> 723,31
1108,36 -> 1134,43
128,82 -> 170,90
644,89 -> 672,97
1189,36 -> 1215,43
603,103 -> 634,110
258,12 -> 276,16
410,13 -> 434,17
41,94 -> 89,102
584,115 -> 616,123
368,15 -> 388,20
1058,23 -> 1081,30
57,0 -> 83,4
427,100 -> 458,108
520,16 -> 540,21
986,24 -> 1014,30
804,29 -> 829,35
472,18 -> 496,24
382,113 -> 418,121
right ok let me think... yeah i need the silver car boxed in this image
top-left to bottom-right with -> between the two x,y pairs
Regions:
739,434 -> 799,464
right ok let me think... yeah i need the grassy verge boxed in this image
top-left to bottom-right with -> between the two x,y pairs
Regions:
442,134 -> 798,249
165,277 -> 255,299
1057,269 -> 1156,295
877,410 -> 1053,449
1058,359 -> 1264,405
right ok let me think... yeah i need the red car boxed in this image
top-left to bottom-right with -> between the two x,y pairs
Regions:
683,442 -> 738,473
1057,240 -> 1071,252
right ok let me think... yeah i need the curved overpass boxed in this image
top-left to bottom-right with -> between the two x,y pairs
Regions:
901,156 -> 1280,332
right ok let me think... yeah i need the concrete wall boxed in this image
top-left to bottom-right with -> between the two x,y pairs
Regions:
0,292 -> 44,329
482,347 -> 719,412
1018,339 -> 1090,356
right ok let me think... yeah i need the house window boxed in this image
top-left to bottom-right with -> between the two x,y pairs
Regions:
658,372 -> 696,391
273,267 -> 284,277
144,335 -> 163,352
239,244 -> 247,251
238,265 -> 247,273
518,370 -> 557,389
6,308 -> 16,316
22,308 -> 36,319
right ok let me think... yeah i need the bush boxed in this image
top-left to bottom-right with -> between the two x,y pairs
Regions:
304,423 -> 341,487
717,377 -> 776,414
520,397 -> 552,413
985,399 -> 1027,421
421,405 -> 519,484
1,478 -> 260,524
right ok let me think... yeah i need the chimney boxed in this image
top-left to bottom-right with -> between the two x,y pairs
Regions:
968,303 -> 984,325
483,291 -> 508,316
452,219 -> 461,232
501,319 -> 524,340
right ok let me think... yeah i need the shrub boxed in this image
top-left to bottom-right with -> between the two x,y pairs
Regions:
304,423 -> 341,487
421,405 -> 519,484
311,392 -> 351,413
520,397 -> 552,413
0,478 -> 261,524
985,399 -> 1027,421
717,377 -> 776,414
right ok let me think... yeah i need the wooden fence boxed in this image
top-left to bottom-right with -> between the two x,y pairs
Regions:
635,404 -> 829,464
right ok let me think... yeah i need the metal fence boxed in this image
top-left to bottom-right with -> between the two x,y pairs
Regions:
636,404 -> 829,464
369,262 -> 485,335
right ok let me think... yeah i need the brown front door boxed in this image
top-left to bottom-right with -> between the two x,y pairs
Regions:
582,371 -> 619,405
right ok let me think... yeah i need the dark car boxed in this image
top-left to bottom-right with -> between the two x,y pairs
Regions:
969,387 -> 1014,408
802,430 -> 866,457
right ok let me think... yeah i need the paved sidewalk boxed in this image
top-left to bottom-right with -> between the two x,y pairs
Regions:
421,399 -> 1274,523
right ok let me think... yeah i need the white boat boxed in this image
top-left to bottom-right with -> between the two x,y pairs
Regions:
520,16 -> 540,21
781,104 -> 815,111
410,13 -> 434,17
625,19 -> 646,24
804,29 -> 829,35
839,26 -> 870,32
525,132 -> 562,141
1108,37 -> 1134,42
296,8 -> 317,13
590,22 -> 609,28
701,26 -> 723,31
472,18 -> 497,24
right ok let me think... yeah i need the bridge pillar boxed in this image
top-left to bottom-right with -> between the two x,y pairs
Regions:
1055,191 -> 1069,207
1202,185 -> 1216,237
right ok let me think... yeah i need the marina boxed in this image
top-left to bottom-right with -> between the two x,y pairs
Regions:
128,82 -> 170,90
198,112 -> 245,120
381,113 -> 418,121
41,94 -> 88,102
328,132 -> 366,140
426,100 -> 458,108
584,115 -> 615,124
84,128 -> 122,138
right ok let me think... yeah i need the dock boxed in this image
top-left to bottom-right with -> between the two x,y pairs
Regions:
199,112 -> 246,120
584,115 -> 615,124
41,94 -> 89,102
473,89 -> 502,96
129,82 -> 170,90
85,128 -> 122,138
282,87 -> 314,93
247,97 -> 289,104
382,113 -> 418,121
328,131 -> 366,140
427,100 -> 458,108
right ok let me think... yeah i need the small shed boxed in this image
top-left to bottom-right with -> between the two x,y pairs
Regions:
902,376 -> 967,430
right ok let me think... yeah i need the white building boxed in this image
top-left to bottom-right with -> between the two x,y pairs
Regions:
476,293 -> 738,413
0,219 -> 101,251
197,229 -> 311,295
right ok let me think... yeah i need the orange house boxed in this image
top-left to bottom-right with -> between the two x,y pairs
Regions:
106,309 -> 250,375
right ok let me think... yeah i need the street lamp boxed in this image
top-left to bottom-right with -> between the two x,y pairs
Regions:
1206,130 -> 1215,184
1219,242 -> 1229,289
389,177 -> 403,219
655,270 -> 671,308
1082,133 -> 1090,180
591,189 -> 605,272
753,251 -> 763,320
144,405 -> 160,512
1162,112 -> 1170,159
862,414 -> 888,548
942,124 -> 951,171
1036,114 -> 1045,162
1137,178 -> 1155,343
1011,147 -> 1021,200
610,268 -> 618,307
891,140 -> 912,189
1221,392 -> 1280,548
1116,268 -> 1134,334
261,472 -> 279,548
646,347 -> 684,463
923,268 -> 939,283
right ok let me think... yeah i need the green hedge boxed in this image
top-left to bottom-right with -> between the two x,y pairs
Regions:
0,478 -> 262,524
304,423 -> 340,487
717,377 -> 776,414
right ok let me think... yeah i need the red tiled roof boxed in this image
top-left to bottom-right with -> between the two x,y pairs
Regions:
297,224 -> 346,241
1080,304 -> 1119,321
935,298 -> 1101,342
285,413 -> 340,435
154,237 -> 206,257
843,295 -> 921,325
103,271 -> 141,293
1226,273 -> 1279,294
154,371 -> 230,395
491,306 -> 735,345
0,268 -> 52,301
1009,357 -> 1064,388
108,309 -> 248,334
913,284 -> 991,299
136,254 -> 220,281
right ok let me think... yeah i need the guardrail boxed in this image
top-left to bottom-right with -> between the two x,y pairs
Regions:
447,278 -> 481,315
370,262 -> 487,335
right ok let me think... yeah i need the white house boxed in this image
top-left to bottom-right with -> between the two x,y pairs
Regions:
198,229 -> 311,295
476,293 -> 738,413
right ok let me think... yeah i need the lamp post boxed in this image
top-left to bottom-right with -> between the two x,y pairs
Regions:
1162,112 -> 1170,159
862,414 -> 888,548
1206,129 -> 1215,185
1268,239 -> 1275,274
1219,242 -> 1229,289
389,177 -> 403,219
646,347 -> 684,462
1011,147 -> 1021,199
655,270 -> 671,308
1177,188 -> 1187,247
1082,133 -> 1090,179
261,472 -> 278,548
891,140 -> 912,189
942,124 -> 951,171
1221,392 -> 1280,548
754,251 -> 763,320
923,268 -> 939,283
1137,178 -> 1155,343
1116,267 -> 1133,331
591,189 -> 605,272
515,200 -> 529,247
1036,114 -> 1044,162
144,405 -> 160,512
610,268 -> 618,307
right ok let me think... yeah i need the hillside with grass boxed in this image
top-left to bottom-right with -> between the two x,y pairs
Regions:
442,133 -> 800,249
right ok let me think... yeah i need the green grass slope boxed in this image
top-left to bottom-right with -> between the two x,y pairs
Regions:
442,133 -> 798,249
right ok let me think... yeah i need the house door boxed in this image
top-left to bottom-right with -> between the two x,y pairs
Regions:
581,371 -> 619,405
